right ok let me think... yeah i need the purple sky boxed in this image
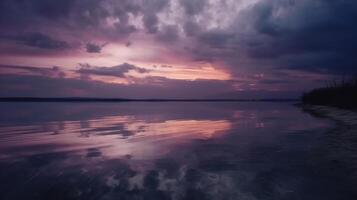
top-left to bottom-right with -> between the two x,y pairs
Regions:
0,0 -> 356,98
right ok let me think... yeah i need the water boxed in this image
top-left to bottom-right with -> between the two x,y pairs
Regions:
0,102 -> 355,200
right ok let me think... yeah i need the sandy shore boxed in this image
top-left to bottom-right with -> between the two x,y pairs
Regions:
302,105 -> 357,184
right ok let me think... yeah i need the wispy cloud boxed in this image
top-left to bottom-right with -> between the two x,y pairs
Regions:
77,63 -> 151,78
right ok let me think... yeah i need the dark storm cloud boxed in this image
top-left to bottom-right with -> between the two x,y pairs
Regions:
0,0 -> 73,27
86,43 -> 101,53
142,0 -> 170,34
0,63 -> 151,80
3,32 -> 70,50
0,0 -> 141,41
0,0 -> 99,27
2,0 -> 354,75
85,43 -> 107,53
246,0 -> 357,73
143,14 -> 160,34
180,0 -> 207,15
0,65 -> 66,78
186,0 -> 357,75
198,31 -> 235,49
156,25 -> 180,42
1,0 -> 356,98
77,63 -> 151,78
186,30 -> 238,64
0,0 -> 174,53
183,21 -> 202,37
123,0 -> 352,80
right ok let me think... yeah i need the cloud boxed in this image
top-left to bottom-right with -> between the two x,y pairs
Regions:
244,0 -> 357,73
157,25 -> 180,42
0,62 -> 316,99
179,0 -> 357,76
77,63 -> 151,78
0,0 -> 141,40
183,21 -> 201,37
143,14 -> 160,34
125,41 -> 132,47
0,64 -> 66,78
4,32 -> 70,50
0,72 -> 304,99
0,0 -> 173,52
142,0 -> 169,34
180,0 -> 207,16
0,74 -> 229,98
86,42 -> 106,53
0,0 -> 73,27
1,0 -> 357,97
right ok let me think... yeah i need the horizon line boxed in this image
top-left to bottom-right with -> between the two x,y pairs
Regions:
0,97 -> 300,102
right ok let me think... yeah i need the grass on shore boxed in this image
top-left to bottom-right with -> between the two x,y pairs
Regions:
302,77 -> 357,109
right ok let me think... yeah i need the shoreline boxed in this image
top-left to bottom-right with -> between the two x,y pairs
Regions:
302,105 -> 357,126
302,105 -> 357,184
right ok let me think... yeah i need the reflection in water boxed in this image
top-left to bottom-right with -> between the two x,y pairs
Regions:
0,102 -> 356,200
0,116 -> 231,159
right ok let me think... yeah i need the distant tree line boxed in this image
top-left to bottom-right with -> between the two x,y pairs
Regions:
302,76 -> 357,109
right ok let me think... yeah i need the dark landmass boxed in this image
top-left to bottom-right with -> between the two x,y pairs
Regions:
0,97 -> 299,102
302,78 -> 357,109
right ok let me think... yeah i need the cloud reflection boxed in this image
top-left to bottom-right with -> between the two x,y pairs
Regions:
1,102 -> 353,200
0,115 -> 231,159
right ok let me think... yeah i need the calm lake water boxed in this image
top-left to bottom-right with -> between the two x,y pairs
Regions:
0,102 -> 355,200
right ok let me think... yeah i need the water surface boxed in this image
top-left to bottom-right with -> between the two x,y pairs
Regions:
0,102 -> 354,200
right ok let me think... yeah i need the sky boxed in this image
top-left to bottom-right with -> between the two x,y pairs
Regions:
0,0 -> 356,99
